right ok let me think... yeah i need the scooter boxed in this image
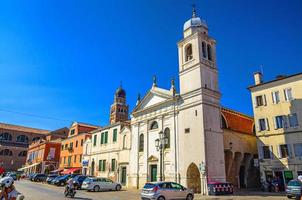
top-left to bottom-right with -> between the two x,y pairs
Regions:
64,185 -> 76,198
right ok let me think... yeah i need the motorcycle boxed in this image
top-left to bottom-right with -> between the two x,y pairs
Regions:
64,185 -> 76,198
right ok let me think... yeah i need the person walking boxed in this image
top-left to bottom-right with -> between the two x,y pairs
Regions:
0,176 -> 19,200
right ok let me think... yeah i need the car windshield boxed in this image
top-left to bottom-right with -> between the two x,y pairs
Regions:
143,183 -> 156,189
83,177 -> 93,182
288,180 -> 301,186
58,175 -> 69,179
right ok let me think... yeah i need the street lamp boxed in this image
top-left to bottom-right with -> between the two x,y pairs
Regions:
155,130 -> 168,181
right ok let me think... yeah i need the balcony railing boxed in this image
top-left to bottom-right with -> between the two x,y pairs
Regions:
0,141 -> 28,148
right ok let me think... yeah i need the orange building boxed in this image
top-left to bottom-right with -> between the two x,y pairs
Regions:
21,127 -> 69,173
59,122 -> 99,174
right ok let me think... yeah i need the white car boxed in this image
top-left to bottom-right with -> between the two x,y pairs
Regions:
81,177 -> 122,192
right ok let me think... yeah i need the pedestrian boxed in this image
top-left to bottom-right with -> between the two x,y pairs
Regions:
0,176 -> 23,200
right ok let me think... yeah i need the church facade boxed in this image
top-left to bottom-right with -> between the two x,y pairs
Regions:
128,9 -> 226,193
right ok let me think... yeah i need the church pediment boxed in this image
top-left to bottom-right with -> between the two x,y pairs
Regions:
132,86 -> 174,113
147,155 -> 159,162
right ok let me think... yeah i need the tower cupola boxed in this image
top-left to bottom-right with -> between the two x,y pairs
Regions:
183,6 -> 208,37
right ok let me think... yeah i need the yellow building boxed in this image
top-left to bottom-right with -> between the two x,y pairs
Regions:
249,72 -> 302,186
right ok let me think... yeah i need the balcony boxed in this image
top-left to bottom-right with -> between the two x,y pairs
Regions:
0,141 -> 28,148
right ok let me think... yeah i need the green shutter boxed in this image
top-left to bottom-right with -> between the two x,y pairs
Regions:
113,129 -> 117,142
93,135 -> 97,146
99,160 -> 102,171
101,133 -> 104,144
111,159 -> 116,171
103,160 -> 106,171
105,132 -> 108,144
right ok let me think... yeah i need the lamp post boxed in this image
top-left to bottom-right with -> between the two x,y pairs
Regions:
155,131 -> 168,181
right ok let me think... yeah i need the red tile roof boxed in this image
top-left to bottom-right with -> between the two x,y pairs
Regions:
221,107 -> 254,135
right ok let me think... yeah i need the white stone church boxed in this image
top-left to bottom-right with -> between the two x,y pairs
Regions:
128,9 -> 226,192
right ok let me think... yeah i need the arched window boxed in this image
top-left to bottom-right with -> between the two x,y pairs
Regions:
221,115 -> 228,129
164,128 -> 170,149
207,44 -> 212,61
185,44 -> 193,62
150,121 -> 158,130
16,135 -> 29,143
139,134 -> 144,152
0,149 -> 13,156
32,137 -> 40,142
123,135 -> 127,149
0,132 -> 12,141
202,42 -> 207,58
18,151 -> 27,157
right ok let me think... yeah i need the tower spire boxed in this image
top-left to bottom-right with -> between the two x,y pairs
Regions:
192,4 -> 196,18
152,75 -> 157,87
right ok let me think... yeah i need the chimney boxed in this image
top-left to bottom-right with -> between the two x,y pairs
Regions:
254,72 -> 263,85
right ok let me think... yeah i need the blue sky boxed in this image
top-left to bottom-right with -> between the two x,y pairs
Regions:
0,0 -> 301,130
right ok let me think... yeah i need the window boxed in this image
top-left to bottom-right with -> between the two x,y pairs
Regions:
74,155 -> 77,163
70,129 -> 75,135
259,118 -> 269,131
79,154 -> 82,162
81,139 -> 84,146
284,88 -> 293,101
101,132 -> 108,145
185,128 -> 190,133
279,144 -> 291,158
164,128 -> 170,149
294,143 -> 302,157
255,95 -> 266,107
68,156 -> 71,165
207,44 -> 212,61
64,157 -> 66,164
202,42 -> 207,58
272,91 -> 280,104
111,159 -> 116,171
262,146 -> 271,159
93,135 -> 97,146
123,135 -> 127,149
0,149 -> 12,156
113,129 -> 117,142
99,160 -> 106,172
16,135 -> 29,143
150,121 -> 158,130
64,144 -> 68,150
18,151 -> 27,157
0,132 -> 12,141
289,114 -> 299,127
185,44 -> 193,62
32,137 -> 40,142
70,142 -> 73,149
76,140 -> 78,147
274,116 -> 285,129
139,134 -> 144,152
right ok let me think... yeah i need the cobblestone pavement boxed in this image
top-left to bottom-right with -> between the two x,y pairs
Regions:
15,180 -> 288,200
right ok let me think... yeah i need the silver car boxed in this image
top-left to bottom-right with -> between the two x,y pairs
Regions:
81,177 -> 122,192
141,182 -> 194,200
286,179 -> 301,199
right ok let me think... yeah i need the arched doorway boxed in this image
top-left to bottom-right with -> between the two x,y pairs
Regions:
187,163 -> 201,193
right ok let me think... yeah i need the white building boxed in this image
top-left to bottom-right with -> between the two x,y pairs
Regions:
128,9 -> 226,193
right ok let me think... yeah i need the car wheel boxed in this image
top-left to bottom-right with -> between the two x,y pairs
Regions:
116,185 -> 121,191
93,185 -> 100,192
186,194 -> 193,200
61,182 -> 64,186
286,195 -> 293,199
157,196 -> 165,200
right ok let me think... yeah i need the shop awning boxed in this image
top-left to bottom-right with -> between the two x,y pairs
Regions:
61,168 -> 81,175
18,162 -> 40,171
50,168 -> 63,173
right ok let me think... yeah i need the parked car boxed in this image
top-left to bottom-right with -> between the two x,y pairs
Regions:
140,182 -> 194,200
51,174 -> 77,186
46,174 -> 59,184
28,173 -> 37,181
81,177 -> 122,192
8,173 -> 17,180
73,175 -> 91,190
33,173 -> 47,182
286,179 -> 301,199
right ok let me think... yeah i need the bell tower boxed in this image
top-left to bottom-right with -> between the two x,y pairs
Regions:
109,85 -> 129,124
177,7 -> 226,190
177,6 -> 218,95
